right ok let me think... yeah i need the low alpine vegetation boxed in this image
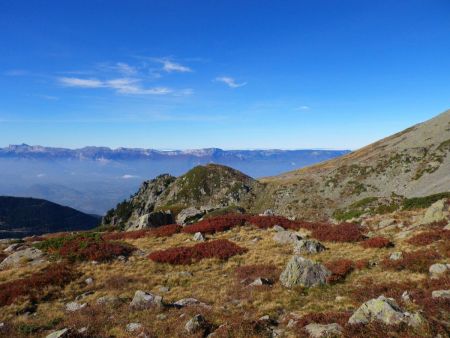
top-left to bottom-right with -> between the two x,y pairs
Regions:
148,239 -> 247,264
0,263 -> 79,307
361,236 -> 393,248
407,228 -> 450,246
35,232 -> 135,262
324,259 -> 355,283
381,249 -> 442,273
311,222 -> 365,242
102,224 -> 182,240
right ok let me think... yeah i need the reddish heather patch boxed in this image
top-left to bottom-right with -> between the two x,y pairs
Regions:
102,224 -> 181,241
381,249 -> 442,273
324,259 -> 354,283
311,223 -> 365,242
59,238 -> 134,262
293,311 -> 351,329
182,214 -> 247,234
0,263 -> 79,307
361,236 -> 393,249
148,239 -> 247,265
407,229 -> 450,246
353,259 -> 369,270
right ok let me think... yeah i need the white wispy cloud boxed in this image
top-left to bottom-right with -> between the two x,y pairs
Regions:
59,77 -> 104,88
296,105 -> 310,111
114,62 -> 137,75
153,59 -> 192,73
58,77 -> 172,95
215,76 -> 247,88
121,174 -> 140,179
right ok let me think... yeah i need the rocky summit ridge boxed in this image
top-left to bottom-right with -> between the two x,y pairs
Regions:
104,109 -> 450,227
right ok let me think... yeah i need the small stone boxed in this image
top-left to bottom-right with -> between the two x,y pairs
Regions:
46,328 -> 70,338
304,323 -> 343,338
389,252 -> 403,261
96,295 -> 121,306
157,314 -> 167,320
273,225 -> 285,232
249,278 -> 273,286
185,314 -> 208,334
65,301 -> 87,312
193,232 -> 205,241
173,297 -> 208,308
159,286 -> 170,293
379,219 -> 396,228
401,291 -> 411,302
130,290 -> 163,309
85,277 -> 94,285
78,327 -> 88,334
335,296 -> 346,302
432,290 -> 450,299
126,323 -> 143,332
429,263 -> 449,277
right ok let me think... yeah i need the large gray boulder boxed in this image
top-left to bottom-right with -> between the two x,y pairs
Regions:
273,231 -> 302,245
348,295 -> 425,328
280,256 -> 331,288
0,247 -> 46,270
419,199 -> 449,225
130,290 -> 163,309
304,323 -> 343,338
176,207 -> 204,225
128,211 -> 173,231
294,239 -> 326,254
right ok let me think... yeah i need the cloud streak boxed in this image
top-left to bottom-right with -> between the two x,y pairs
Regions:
58,77 -> 173,95
215,76 -> 247,88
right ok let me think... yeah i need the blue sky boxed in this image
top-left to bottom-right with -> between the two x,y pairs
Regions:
0,0 -> 449,150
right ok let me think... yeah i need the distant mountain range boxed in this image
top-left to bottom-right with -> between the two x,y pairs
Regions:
0,196 -> 100,239
0,145 -> 349,215
0,144 -> 349,162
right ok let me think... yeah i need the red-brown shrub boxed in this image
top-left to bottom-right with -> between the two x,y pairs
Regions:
102,224 -> 181,240
324,259 -> 354,283
353,259 -> 369,270
0,263 -> 79,306
148,239 -> 247,265
182,214 -> 247,234
361,236 -> 393,249
150,224 -> 182,237
381,249 -> 442,273
407,229 -> 450,246
311,223 -> 365,242
58,238 -> 134,262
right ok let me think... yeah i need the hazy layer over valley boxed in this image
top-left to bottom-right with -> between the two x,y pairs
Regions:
0,146 -> 348,214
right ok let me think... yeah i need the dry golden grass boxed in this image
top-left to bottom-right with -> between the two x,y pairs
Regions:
0,212 -> 448,337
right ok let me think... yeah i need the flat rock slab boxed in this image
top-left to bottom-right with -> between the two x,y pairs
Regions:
0,247 -> 46,270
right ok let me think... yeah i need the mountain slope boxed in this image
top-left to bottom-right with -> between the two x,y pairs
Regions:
103,110 -> 450,224
0,196 -> 100,238
258,109 -> 450,219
